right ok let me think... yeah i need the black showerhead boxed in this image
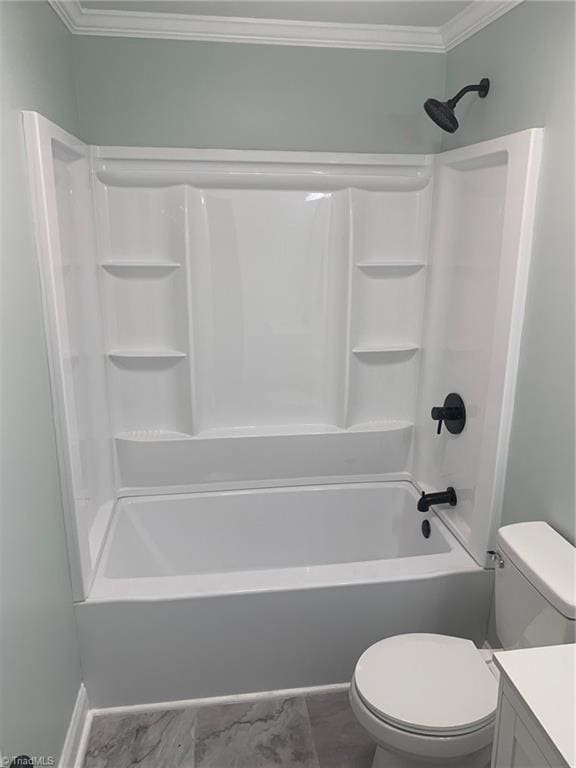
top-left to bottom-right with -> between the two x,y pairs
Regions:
424,78 -> 490,133
424,98 -> 459,133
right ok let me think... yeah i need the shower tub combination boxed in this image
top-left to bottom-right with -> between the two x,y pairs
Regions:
24,114 -> 542,708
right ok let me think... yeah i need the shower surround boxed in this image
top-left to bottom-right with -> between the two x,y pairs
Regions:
23,113 -> 542,706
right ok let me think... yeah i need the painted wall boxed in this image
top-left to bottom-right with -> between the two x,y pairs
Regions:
0,1 -> 83,762
443,1 -> 575,544
72,37 -> 446,153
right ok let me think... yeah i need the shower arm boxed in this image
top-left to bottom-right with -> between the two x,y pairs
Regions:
447,83 -> 486,108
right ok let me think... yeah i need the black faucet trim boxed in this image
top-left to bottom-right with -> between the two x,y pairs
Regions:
417,487 -> 458,512
431,393 -> 466,435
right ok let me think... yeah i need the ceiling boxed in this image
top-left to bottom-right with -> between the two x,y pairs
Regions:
80,1 -> 474,27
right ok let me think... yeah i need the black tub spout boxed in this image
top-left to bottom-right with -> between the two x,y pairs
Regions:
417,487 -> 457,512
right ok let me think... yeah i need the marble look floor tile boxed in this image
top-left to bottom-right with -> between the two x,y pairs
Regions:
195,696 -> 320,768
83,708 -> 196,768
306,690 -> 375,768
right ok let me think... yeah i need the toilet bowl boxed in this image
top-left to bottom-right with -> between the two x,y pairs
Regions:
349,633 -> 497,768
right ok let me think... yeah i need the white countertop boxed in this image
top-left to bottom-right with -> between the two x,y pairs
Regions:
494,644 -> 576,768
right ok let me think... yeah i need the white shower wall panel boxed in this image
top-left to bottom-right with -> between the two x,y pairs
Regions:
101,185 -> 186,263
187,187 -> 349,432
53,147 -> 115,566
352,267 -> 425,348
23,115 -> 116,598
115,424 -> 413,492
109,357 -> 193,438
414,133 -> 544,565
90,151 -> 433,492
350,188 -> 429,265
102,267 -> 189,352
347,352 -> 419,427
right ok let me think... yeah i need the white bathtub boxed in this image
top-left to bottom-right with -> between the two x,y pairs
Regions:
77,482 -> 493,707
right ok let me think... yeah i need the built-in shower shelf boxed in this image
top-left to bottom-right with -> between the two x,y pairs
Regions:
101,261 -> 181,272
114,421 -> 413,443
196,424 -> 343,439
356,261 -> 425,272
352,344 -> 419,357
196,422 -> 413,439
347,420 -> 413,433
107,349 -> 187,361
116,429 -> 193,441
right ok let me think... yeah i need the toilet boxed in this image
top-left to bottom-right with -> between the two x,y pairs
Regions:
350,522 -> 576,768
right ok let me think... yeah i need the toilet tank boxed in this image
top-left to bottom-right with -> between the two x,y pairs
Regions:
495,522 -> 576,649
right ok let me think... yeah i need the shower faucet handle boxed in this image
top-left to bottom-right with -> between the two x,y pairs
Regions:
431,393 -> 466,435
431,407 -> 445,434
431,405 -> 463,434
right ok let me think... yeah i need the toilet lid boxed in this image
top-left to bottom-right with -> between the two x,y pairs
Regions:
354,634 -> 498,736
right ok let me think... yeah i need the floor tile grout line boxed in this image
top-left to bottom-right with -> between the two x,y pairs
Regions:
301,696 -> 324,768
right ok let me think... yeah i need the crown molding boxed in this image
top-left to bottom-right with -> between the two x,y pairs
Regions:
49,0 -> 524,53
442,0 -> 524,51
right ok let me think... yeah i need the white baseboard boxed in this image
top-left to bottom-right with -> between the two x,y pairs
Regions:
89,681 -> 349,718
59,684 -> 89,768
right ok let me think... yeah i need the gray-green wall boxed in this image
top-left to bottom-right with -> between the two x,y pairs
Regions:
0,1 -> 82,762
444,1 -> 575,545
72,37 -> 445,152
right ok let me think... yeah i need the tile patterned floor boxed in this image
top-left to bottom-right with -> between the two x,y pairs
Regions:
83,688 -> 375,768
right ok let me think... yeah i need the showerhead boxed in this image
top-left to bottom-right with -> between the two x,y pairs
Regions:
424,78 -> 490,133
424,98 -> 459,133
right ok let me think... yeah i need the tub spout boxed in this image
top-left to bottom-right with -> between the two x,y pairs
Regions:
417,487 -> 457,512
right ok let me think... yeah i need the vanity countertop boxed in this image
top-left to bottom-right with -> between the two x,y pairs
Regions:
494,644 -> 575,768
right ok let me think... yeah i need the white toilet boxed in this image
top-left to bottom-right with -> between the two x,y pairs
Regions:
350,521 -> 576,768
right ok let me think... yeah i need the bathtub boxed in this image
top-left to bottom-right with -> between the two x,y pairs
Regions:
76,482 -> 493,707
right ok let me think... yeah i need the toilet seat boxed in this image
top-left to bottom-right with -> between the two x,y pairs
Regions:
354,633 -> 498,737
